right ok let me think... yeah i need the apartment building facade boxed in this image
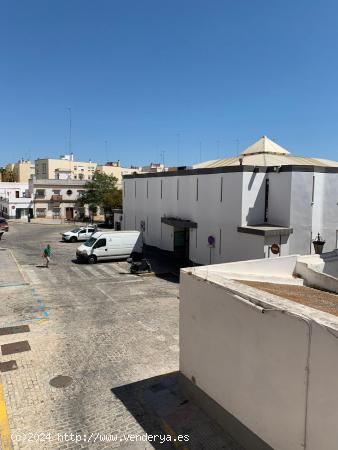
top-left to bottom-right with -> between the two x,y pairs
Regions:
0,182 -> 32,219
29,178 -> 87,220
96,161 -> 139,188
3,160 -> 35,183
35,155 -> 97,180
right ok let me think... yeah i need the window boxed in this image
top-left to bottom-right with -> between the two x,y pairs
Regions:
84,237 -> 96,247
160,180 -> 163,199
66,190 -> 73,196
15,191 -> 19,198
53,190 -> 61,195
220,177 -> 223,202
79,230 -> 86,234
36,208 -> 46,218
177,179 -> 179,200
196,178 -> 199,201
42,163 -> 47,174
52,208 -> 60,218
94,238 -> 106,249
36,189 -> 45,198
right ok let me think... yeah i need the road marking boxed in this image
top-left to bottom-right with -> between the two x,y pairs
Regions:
45,271 -> 58,285
25,269 -> 41,285
69,266 -> 88,280
95,265 -> 117,277
96,285 -> 116,302
0,382 -> 13,450
82,265 -> 106,279
8,248 -> 28,284
0,283 -> 28,288
110,263 -> 129,274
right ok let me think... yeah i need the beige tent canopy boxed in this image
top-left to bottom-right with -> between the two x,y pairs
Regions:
193,136 -> 338,169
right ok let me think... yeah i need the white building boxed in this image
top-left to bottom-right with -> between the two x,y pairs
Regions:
29,178 -> 87,220
180,253 -> 338,450
0,182 -> 32,219
122,136 -> 338,264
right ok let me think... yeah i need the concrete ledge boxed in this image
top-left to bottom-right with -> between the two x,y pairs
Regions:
237,225 -> 293,237
179,373 -> 273,450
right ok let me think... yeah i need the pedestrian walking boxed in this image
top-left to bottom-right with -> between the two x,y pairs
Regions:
43,244 -> 51,268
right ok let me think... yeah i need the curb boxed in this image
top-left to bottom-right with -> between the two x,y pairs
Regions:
7,249 -> 29,284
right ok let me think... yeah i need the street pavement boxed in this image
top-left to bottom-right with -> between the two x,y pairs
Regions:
0,223 -> 242,450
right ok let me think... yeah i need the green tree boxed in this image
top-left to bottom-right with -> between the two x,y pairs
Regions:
0,168 -> 15,182
79,172 -> 122,216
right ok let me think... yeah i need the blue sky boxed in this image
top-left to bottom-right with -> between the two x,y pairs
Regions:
1,0 -> 338,167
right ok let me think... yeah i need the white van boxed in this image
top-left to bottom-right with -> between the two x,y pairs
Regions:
76,231 -> 142,264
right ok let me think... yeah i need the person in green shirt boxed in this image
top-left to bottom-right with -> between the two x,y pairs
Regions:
43,244 -> 51,268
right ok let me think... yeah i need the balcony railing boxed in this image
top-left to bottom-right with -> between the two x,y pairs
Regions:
51,195 -> 62,202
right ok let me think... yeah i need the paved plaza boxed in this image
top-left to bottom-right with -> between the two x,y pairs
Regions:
0,223 -> 242,450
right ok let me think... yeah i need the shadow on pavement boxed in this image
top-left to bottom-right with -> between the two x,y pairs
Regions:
112,372 -> 242,449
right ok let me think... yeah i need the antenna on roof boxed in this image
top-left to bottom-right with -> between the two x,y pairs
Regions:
67,107 -> 72,154
177,133 -> 181,166
104,140 -> 108,163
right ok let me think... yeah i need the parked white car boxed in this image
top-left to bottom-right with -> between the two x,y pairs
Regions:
62,226 -> 97,243
76,230 -> 142,263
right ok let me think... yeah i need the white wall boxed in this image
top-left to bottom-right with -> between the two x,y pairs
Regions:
241,171 -> 265,225
0,182 -> 29,201
124,172 -> 250,264
289,172 -> 338,255
123,169 -> 338,264
180,269 -> 338,450
268,171 -> 292,226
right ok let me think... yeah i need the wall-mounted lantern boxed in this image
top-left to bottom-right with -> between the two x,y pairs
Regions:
312,233 -> 326,255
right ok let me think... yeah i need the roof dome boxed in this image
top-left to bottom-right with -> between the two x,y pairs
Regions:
241,136 -> 290,156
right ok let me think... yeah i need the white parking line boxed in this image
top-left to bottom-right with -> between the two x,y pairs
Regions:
69,266 -> 88,280
81,265 -> 106,279
110,263 -> 129,274
96,265 -> 118,277
24,269 -> 41,285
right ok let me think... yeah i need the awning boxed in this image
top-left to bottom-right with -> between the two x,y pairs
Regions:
161,217 -> 198,229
